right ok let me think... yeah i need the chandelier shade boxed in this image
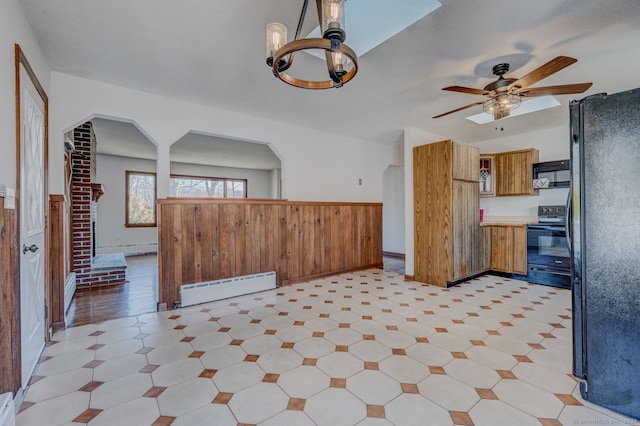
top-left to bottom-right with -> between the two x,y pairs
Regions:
266,0 -> 358,89
482,93 -> 522,120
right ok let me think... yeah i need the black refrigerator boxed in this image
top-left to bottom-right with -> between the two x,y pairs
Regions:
570,88 -> 640,421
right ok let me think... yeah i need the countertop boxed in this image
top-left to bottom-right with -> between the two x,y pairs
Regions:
480,215 -> 536,227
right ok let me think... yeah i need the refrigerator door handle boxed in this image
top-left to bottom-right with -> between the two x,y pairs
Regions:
565,189 -> 572,252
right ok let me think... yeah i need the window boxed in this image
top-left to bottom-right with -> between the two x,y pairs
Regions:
170,175 -> 247,199
126,171 -> 156,227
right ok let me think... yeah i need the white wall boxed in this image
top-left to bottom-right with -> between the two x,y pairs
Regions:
49,73 -> 395,204
474,125 -> 571,218
96,154 -> 277,255
382,165 -> 405,254
0,0 -> 50,189
95,155 -> 158,255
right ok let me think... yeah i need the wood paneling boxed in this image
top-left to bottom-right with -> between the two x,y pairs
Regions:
414,140 -> 481,287
49,194 -> 66,332
157,199 -> 383,307
495,148 -> 540,196
0,197 -> 20,395
483,223 -> 528,274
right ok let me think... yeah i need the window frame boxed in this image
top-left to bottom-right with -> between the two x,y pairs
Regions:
125,170 -> 157,228
169,173 -> 248,199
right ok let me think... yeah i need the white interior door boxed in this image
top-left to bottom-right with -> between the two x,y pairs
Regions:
20,63 -> 46,387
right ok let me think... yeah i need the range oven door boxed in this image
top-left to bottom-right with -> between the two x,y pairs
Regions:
527,224 -> 571,288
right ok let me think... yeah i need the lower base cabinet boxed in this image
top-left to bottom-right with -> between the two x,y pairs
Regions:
482,224 -> 527,275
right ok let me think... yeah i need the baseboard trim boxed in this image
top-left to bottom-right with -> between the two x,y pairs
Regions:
382,251 -> 405,259
282,263 -> 384,286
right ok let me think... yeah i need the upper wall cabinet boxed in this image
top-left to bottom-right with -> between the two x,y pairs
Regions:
495,148 -> 540,197
479,154 -> 495,197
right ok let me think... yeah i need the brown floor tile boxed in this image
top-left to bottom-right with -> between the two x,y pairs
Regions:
263,374 -> 279,383
79,380 -> 104,392
213,392 -> 234,404
528,343 -> 545,350
136,347 -> 154,354
140,364 -> 160,373
392,348 -> 406,356
303,358 -> 317,366
173,324 -> 187,330
144,386 -> 167,398
476,388 -> 498,399
330,378 -> 346,388
450,411 -> 474,425
73,408 -> 103,423
496,370 -> 517,379
554,393 -> 583,405
451,352 -> 468,359
86,344 -> 105,351
415,337 -> 429,343
229,339 -> 244,345
336,345 -> 349,352
244,354 -> 260,362
281,342 -> 295,349
513,355 -> 532,363
401,383 -> 419,394
27,375 -> 45,386
218,327 -> 231,332
287,398 -> 306,411
152,416 -> 176,425
364,362 -> 379,370
189,351 -> 205,358
429,366 -> 446,375
538,419 -> 563,426
18,402 -> 35,413
89,331 -> 105,336
199,369 -> 217,378
312,332 -> 324,338
367,405 -> 385,418
180,337 -> 195,343
82,360 -> 104,369
470,340 -> 485,346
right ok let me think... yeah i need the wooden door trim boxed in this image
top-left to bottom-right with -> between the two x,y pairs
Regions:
15,44 -> 50,355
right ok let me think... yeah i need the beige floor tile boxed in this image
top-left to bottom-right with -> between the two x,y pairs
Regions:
151,358 -> 205,387
157,377 -> 218,417
305,388 -> 367,426
379,355 -> 430,384
227,322 -> 265,340
260,410 -> 317,426
199,345 -> 246,370
469,399 -> 541,426
464,345 -> 519,370
256,348 -> 304,374
188,330 -> 232,352
23,367 -> 93,403
89,372 -> 152,410
493,378 -> 565,418
512,362 -> 578,394
278,365 -> 331,398
141,329 -> 185,348
350,340 -> 393,362
228,382 -> 289,424
275,325 -> 314,343
418,374 -> 480,411
428,332 -> 474,352
34,348 -> 96,377
212,361 -> 265,392
293,337 -> 336,358
384,393 -> 452,426
146,341 -> 194,365
317,352 -> 364,378
405,343 -> 453,367
347,370 -> 402,405
171,399 -> 236,426
444,359 -> 501,389
92,353 -> 148,382
44,336 -> 97,357
374,330 -> 416,349
241,334 -> 283,355
95,325 -> 142,345
94,337 -> 143,360
89,396 -> 160,426
16,391 -> 90,425
324,327 -> 364,346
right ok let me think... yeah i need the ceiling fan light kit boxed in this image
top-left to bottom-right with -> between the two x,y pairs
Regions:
434,56 -> 593,121
266,0 -> 358,89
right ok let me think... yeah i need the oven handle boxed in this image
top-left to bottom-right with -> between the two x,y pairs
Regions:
527,224 -> 566,232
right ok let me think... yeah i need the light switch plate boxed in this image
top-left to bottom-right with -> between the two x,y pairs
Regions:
4,186 -> 16,210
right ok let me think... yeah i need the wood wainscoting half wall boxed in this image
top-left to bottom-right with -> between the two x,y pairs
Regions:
49,194 -> 66,332
157,198 -> 383,308
0,195 -> 21,395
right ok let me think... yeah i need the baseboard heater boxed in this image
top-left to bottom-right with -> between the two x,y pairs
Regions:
180,271 -> 276,307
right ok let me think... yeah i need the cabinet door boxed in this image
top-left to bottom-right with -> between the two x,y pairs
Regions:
511,226 -> 528,274
489,226 -> 510,272
496,149 -> 539,196
480,155 -> 495,197
480,226 -> 491,272
452,181 -> 480,281
453,142 -> 480,182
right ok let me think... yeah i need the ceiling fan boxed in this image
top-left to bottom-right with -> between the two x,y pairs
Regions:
433,56 -> 593,120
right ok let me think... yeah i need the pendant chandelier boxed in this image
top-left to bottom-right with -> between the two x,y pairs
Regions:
266,0 -> 358,89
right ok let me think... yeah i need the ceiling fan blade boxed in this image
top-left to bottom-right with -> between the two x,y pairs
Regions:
518,82 -> 593,97
508,56 -> 577,91
442,86 -> 490,96
433,101 -> 485,118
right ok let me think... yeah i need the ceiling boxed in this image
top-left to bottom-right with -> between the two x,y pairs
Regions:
20,0 -> 640,151
91,118 -> 281,170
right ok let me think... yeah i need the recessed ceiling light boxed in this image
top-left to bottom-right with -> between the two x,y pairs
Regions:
465,96 -> 561,124
304,0 -> 441,59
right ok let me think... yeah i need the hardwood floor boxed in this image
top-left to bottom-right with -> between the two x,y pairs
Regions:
65,254 -> 405,328
65,254 -> 159,328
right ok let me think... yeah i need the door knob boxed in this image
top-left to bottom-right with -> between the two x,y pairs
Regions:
22,244 -> 39,254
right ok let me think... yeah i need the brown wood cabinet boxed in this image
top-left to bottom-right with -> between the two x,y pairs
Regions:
414,140 -> 481,287
482,223 -> 527,274
495,148 -> 539,196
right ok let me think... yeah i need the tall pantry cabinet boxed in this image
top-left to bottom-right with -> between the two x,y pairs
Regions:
414,140 -> 481,287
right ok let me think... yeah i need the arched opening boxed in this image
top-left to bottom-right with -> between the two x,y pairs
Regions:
169,132 -> 282,199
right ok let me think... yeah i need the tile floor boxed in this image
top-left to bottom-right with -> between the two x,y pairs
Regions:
17,270 -> 635,425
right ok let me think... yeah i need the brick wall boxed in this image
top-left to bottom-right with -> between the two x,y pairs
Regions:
72,121 -> 125,287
